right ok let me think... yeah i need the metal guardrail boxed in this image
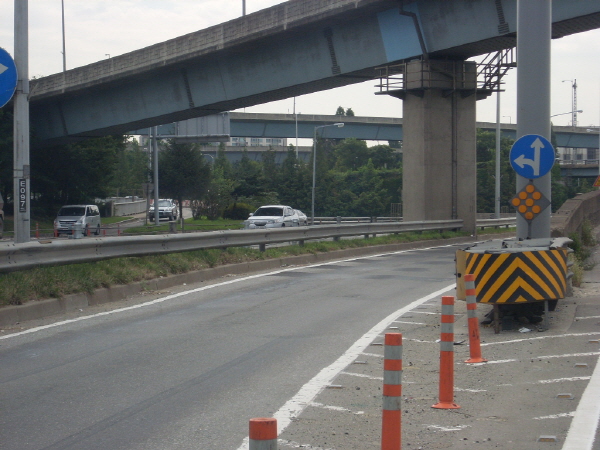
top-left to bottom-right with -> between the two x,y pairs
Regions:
0,219 -> 465,273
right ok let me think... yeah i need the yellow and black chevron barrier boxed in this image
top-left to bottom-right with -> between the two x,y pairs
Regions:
456,248 -> 568,303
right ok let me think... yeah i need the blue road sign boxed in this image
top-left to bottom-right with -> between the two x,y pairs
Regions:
0,48 -> 18,108
509,134 -> 555,179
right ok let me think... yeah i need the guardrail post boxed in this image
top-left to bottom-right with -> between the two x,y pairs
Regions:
259,243 -> 266,252
249,418 -> 277,450
169,221 -> 177,233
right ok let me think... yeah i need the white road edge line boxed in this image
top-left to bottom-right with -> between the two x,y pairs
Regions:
561,358 -> 600,450
235,283 -> 456,450
1,245 -> 451,341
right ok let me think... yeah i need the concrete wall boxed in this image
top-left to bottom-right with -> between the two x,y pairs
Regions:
551,190 -> 600,237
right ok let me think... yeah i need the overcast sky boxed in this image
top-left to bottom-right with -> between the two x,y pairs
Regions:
0,1 -> 599,131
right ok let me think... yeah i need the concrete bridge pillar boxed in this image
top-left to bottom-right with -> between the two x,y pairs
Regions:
399,60 -> 477,233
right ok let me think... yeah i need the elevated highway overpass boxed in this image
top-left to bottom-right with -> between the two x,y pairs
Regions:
28,0 -> 600,146
20,0 -> 600,234
144,112 -> 600,178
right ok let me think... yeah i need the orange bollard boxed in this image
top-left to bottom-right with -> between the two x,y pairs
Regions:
249,418 -> 277,450
117,224 -> 121,236
432,296 -> 460,409
464,274 -> 487,364
381,332 -> 402,450
35,222 -> 39,239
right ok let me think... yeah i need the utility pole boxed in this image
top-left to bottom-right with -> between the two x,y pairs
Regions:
13,0 -> 30,243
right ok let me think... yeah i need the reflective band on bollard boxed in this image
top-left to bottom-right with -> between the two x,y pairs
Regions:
382,332 -> 402,450
249,418 -> 277,450
432,296 -> 460,409
464,274 -> 487,364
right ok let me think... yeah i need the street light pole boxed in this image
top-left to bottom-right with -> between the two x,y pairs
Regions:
311,123 -> 344,225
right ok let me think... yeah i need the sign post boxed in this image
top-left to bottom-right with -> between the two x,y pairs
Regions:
13,0 -> 30,243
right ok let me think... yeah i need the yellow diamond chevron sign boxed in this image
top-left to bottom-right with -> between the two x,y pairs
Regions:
594,176 -> 600,188
456,248 -> 568,303
511,183 -> 550,222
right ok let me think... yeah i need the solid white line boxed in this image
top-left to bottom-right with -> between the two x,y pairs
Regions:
480,332 -> 600,347
575,315 -> 600,320
535,412 -> 575,420
562,358 -> 600,450
236,283 -> 456,450
392,320 -> 427,325
539,376 -> 591,384
340,371 -> 383,381
360,352 -> 383,358
0,244 -> 450,341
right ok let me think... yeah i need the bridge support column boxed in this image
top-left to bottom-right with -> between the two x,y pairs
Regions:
400,60 -> 477,234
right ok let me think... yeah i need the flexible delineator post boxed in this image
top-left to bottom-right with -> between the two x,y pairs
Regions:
432,295 -> 460,409
249,418 -> 277,450
382,332 -> 402,450
464,274 -> 488,363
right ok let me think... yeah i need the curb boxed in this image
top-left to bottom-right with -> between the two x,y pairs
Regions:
0,233 -> 513,327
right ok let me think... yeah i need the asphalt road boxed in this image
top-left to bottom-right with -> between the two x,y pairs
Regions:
1,240 -> 599,450
0,242 -> 459,449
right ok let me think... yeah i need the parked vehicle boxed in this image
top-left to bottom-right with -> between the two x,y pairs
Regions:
295,209 -> 308,226
149,199 -> 178,221
244,205 -> 300,229
54,204 -> 101,236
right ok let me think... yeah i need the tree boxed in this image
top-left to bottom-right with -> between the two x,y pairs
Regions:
159,141 -> 211,223
107,138 -> 149,197
193,166 -> 234,220
335,106 -> 345,116
32,135 -> 124,215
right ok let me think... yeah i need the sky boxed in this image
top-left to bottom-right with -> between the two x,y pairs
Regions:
0,0 -> 599,130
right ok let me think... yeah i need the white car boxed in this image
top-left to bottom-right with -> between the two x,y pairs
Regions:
244,205 -> 300,229
149,199 -> 178,221
295,209 -> 308,226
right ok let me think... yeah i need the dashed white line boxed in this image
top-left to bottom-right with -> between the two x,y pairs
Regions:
534,412 -> 575,420
340,371 -> 383,381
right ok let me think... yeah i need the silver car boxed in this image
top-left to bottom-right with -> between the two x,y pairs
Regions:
244,205 -> 299,229
54,204 -> 102,236
295,209 -> 308,226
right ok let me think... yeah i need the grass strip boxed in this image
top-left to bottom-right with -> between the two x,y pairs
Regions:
0,228 -> 514,307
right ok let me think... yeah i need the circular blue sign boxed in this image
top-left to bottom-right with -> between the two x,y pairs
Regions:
0,48 -> 18,108
509,134 -> 555,179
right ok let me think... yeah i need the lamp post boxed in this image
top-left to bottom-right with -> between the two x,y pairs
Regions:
550,110 -> 583,119
311,123 -> 344,225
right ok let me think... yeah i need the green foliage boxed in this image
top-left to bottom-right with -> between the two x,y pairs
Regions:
222,202 -> 254,220
159,141 -> 211,219
107,138 -> 149,197
192,166 -> 234,220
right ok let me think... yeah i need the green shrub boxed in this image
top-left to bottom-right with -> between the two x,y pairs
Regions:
223,202 -> 254,220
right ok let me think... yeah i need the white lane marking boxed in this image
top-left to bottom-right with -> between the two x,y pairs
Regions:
455,387 -> 487,393
1,244 -> 452,341
538,352 -> 600,360
467,353 -> 599,367
539,377 -> 591,384
309,402 -> 364,414
393,320 -> 427,325
340,371 -> 383,381
360,352 -> 383,358
279,439 -> 333,450
409,311 -> 438,315
535,412 -> 575,420
562,358 -> 600,450
575,315 -> 600,320
480,332 -> 600,346
236,283 -> 456,450
425,424 -> 470,432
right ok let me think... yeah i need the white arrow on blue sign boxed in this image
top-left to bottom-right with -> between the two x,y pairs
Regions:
0,48 -> 18,108
509,134 -> 555,179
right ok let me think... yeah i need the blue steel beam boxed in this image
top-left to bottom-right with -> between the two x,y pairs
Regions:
29,0 -> 600,146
